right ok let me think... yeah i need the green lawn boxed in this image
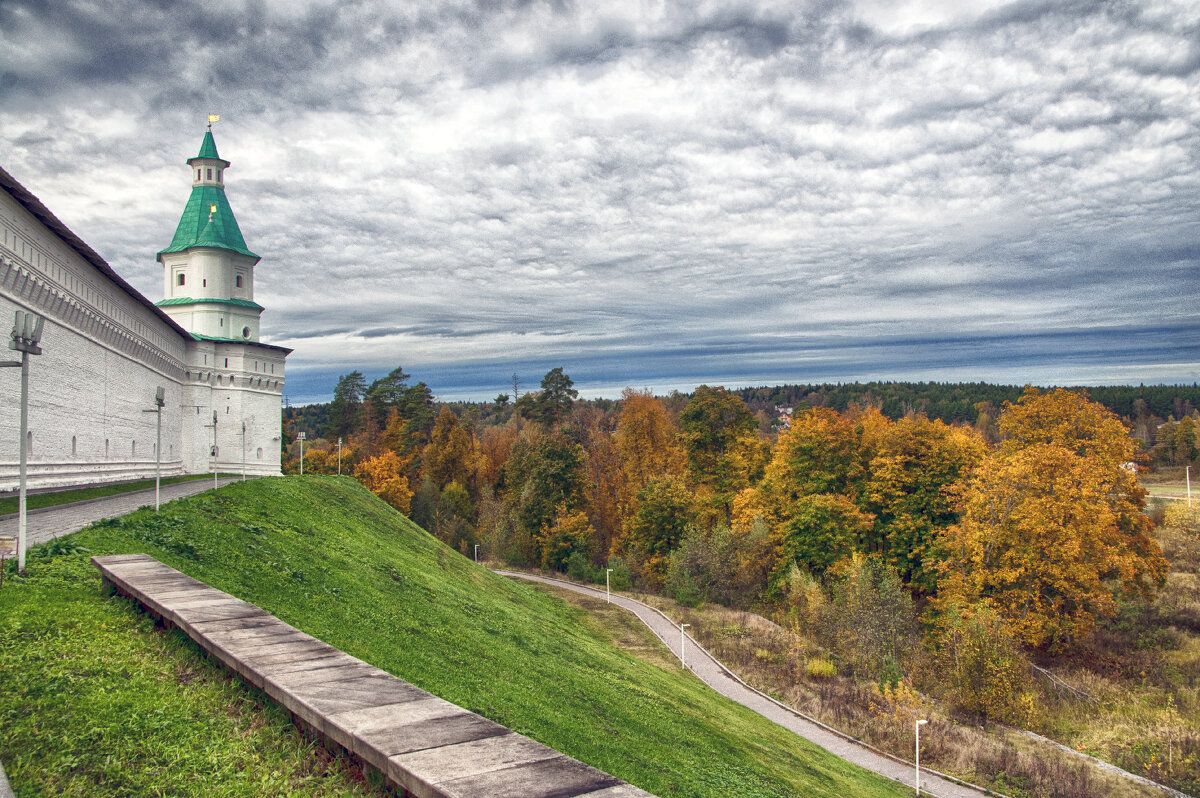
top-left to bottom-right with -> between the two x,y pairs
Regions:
0,473 -> 236,515
1,476 -> 906,797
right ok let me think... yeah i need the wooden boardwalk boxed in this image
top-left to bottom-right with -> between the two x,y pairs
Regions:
93,554 -> 652,798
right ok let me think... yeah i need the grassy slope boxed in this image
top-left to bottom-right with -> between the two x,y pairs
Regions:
0,555 -> 383,797
6,476 -> 904,797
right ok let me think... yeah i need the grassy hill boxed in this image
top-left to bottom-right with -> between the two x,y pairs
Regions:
0,476 -> 904,797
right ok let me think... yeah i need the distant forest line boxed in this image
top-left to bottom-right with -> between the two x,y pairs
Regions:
289,380 -> 1200,435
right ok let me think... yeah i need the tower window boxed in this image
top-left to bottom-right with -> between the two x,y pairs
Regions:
236,275 -> 242,288
242,326 -> 250,339
220,318 -> 224,327
72,435 -> 77,455
207,168 -> 212,179
202,279 -> 207,287
224,358 -> 228,367
196,169 -> 201,180
177,273 -> 186,286
257,447 -> 263,460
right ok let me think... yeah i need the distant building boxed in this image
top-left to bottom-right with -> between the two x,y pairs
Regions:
0,127 -> 290,491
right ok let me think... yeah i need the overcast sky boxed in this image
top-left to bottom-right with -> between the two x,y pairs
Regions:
2,0 -> 1198,402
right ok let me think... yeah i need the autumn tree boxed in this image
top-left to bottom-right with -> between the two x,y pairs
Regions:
863,416 -> 985,590
354,450 -> 414,514
423,407 -> 474,491
937,388 -> 1168,649
536,504 -> 594,571
615,389 -> 686,496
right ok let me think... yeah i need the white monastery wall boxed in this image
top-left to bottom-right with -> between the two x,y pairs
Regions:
0,189 -> 189,491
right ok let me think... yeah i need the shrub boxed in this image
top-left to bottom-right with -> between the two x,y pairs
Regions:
931,600 -> 1034,725
805,657 -> 837,679
822,553 -> 916,682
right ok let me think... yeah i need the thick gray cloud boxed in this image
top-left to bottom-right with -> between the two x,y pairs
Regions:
2,0 -> 1198,402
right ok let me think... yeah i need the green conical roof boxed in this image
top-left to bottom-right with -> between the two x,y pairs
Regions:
158,184 -> 258,259
159,131 -> 258,260
197,130 -> 220,160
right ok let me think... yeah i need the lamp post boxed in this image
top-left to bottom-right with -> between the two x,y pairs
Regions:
241,420 -> 246,482
142,386 -> 165,511
680,623 -> 691,669
474,543 -> 480,563
337,436 -> 342,475
2,310 -> 45,574
1187,465 -> 1192,508
298,431 -> 306,476
915,719 -> 929,796
211,411 -> 218,489
606,568 -> 613,603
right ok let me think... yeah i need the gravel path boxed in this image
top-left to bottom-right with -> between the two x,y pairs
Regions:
0,478 -> 243,546
497,570 -> 991,798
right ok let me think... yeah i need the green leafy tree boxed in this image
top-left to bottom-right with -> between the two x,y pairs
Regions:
624,475 -> 697,587
679,385 -> 758,522
502,429 -> 588,564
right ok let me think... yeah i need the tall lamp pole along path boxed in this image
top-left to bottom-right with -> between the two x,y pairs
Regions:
299,432 -> 306,476
606,568 -> 613,603
915,719 -> 929,796
142,386 -> 165,511
2,310 -> 45,574
680,623 -> 691,669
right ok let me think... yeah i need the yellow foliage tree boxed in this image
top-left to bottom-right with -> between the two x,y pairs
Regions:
937,388 -> 1167,649
354,450 -> 413,514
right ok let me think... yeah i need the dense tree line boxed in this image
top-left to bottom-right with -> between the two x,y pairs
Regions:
283,371 -> 1180,720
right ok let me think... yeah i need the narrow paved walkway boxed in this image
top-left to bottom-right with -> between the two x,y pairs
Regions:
0,478 -> 242,546
498,571 -> 989,798
95,554 -> 651,798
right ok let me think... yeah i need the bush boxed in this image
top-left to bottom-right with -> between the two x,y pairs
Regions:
932,600 -> 1034,725
805,657 -> 837,679
606,557 -> 633,591
566,550 -> 595,582
822,553 -> 916,683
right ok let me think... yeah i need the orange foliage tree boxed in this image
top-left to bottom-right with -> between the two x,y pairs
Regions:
936,388 -> 1167,649
354,450 -> 414,514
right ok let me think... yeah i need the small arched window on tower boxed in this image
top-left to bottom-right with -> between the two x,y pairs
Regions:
257,447 -> 263,460
72,435 -> 77,456
207,168 -> 212,180
27,431 -> 33,457
177,273 -> 186,286
236,275 -> 243,288
242,326 -> 250,339
202,279 -> 207,287
196,169 -> 201,181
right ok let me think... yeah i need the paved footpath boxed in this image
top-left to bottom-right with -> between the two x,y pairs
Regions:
497,571 -> 990,798
0,478 -> 242,546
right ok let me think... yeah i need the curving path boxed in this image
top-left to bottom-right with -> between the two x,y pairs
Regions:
497,570 -> 991,798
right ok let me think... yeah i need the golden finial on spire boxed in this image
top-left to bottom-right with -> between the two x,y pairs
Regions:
207,113 -> 220,130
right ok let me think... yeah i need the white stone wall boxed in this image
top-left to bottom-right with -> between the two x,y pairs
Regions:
0,191 -> 189,491
179,340 -> 285,477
